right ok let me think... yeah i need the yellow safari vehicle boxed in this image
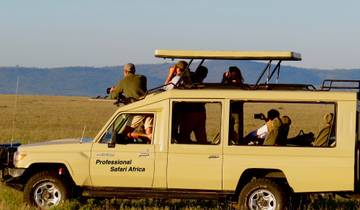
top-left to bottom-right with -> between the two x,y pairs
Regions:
1,49 -> 360,210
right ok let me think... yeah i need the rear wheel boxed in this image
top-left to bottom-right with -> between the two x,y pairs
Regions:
238,178 -> 287,210
24,171 -> 69,209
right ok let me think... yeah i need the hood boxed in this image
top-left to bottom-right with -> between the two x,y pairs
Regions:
18,138 -> 93,151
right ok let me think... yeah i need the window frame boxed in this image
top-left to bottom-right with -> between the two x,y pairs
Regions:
228,99 -> 337,148
99,111 -> 156,145
169,99 -> 223,146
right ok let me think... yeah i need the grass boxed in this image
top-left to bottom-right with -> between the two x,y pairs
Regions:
0,94 -> 359,209
0,94 -> 117,144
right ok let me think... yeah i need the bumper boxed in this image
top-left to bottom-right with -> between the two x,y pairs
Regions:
1,168 -> 25,179
1,168 -> 25,190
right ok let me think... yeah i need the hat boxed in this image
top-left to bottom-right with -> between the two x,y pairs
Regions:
324,113 -> 334,124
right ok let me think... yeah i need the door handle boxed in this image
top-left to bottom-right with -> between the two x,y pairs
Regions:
208,154 -> 219,159
139,152 -> 150,157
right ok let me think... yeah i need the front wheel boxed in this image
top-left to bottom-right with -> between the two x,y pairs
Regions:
23,171 -> 69,209
238,178 -> 287,210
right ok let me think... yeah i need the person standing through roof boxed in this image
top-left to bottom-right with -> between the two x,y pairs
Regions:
221,66 -> 244,85
191,65 -> 208,84
164,60 -> 191,90
110,63 -> 147,102
171,65 -> 209,144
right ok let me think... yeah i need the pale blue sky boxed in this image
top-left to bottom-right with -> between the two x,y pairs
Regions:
0,0 -> 359,69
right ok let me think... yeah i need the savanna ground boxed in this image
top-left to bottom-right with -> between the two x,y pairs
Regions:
1,94 -> 360,209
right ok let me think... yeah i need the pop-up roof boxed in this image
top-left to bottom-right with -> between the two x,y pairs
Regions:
154,49 -> 301,61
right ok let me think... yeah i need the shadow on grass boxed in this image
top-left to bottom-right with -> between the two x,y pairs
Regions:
50,194 -> 360,210
289,194 -> 360,210
53,198 -> 226,210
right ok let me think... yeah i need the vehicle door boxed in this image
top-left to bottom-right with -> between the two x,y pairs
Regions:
90,113 -> 155,188
167,100 -> 223,190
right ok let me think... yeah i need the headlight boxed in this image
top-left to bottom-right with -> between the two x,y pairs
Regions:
13,151 -> 26,165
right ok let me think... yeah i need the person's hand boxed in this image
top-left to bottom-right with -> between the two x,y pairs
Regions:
146,133 -> 153,141
259,113 -> 266,120
109,86 -> 115,93
223,71 -> 230,78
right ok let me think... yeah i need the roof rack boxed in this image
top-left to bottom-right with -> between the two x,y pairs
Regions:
321,80 -> 360,92
145,83 -> 317,94
252,83 -> 317,91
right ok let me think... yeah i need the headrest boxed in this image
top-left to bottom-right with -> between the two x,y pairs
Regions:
281,116 -> 292,125
324,113 -> 334,124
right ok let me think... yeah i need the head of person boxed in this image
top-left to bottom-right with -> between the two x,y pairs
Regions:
174,60 -> 188,75
123,63 -> 136,76
195,66 -> 208,82
267,109 -> 280,121
228,66 -> 244,84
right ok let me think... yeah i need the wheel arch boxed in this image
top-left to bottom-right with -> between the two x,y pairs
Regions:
20,163 -> 76,189
234,168 -> 291,198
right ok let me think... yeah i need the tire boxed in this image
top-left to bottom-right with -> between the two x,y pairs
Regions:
23,171 -> 69,209
238,178 -> 287,210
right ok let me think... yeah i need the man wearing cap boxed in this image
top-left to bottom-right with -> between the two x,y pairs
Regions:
110,63 -> 147,102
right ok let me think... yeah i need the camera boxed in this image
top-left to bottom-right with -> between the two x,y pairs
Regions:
254,113 -> 265,120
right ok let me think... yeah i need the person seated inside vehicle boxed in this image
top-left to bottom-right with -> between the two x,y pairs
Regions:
221,66 -> 244,86
244,109 -> 283,145
246,109 -> 280,137
263,115 -> 291,146
120,114 -> 153,144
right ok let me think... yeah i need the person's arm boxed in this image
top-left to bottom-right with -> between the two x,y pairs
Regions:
165,66 -> 176,84
141,75 -> 147,92
256,124 -> 269,139
110,81 -> 124,99
127,130 -> 152,143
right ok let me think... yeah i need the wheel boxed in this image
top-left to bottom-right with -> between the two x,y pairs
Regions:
23,171 -> 69,209
238,178 -> 286,210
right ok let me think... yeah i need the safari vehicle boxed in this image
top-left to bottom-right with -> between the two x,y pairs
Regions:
1,49 -> 360,210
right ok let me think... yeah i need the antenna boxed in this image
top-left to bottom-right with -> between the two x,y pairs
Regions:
11,77 -> 20,146
80,125 -> 86,143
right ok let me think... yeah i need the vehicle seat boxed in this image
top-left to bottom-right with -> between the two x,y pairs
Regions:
312,113 -> 334,147
280,115 -> 292,145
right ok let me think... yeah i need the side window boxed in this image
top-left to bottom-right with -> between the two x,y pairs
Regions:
100,113 -> 154,144
229,101 -> 336,147
171,101 -> 221,145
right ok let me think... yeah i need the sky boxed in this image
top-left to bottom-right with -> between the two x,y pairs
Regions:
0,0 -> 359,69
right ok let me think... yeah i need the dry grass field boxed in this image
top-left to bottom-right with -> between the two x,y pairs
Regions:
0,94 -> 359,209
0,94 -> 117,144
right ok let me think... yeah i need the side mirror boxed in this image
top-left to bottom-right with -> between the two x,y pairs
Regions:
108,127 -> 117,148
108,141 -> 115,148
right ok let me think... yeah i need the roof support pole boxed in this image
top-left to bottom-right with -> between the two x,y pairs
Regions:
255,60 -> 272,85
268,61 -> 282,84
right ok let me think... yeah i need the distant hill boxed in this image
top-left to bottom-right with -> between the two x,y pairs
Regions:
1,61 -> 360,96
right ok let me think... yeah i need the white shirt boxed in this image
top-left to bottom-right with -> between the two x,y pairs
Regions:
256,124 -> 268,139
163,75 -> 181,90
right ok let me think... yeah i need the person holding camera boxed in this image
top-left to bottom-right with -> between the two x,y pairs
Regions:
221,66 -> 244,85
110,63 -> 147,102
246,109 -> 280,140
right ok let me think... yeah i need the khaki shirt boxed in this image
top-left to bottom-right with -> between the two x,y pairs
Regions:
111,74 -> 147,100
